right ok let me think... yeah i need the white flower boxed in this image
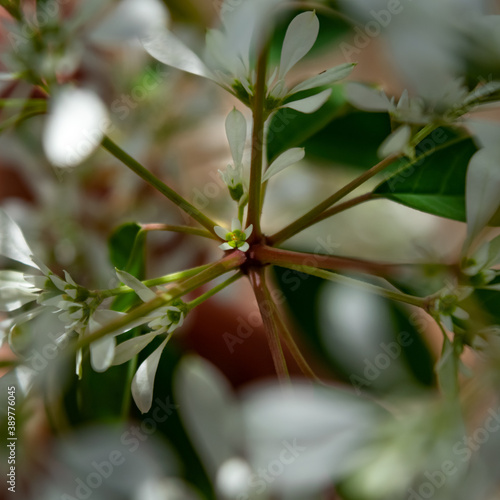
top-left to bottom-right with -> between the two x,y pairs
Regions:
141,4 -> 355,114
174,356 -> 384,499
0,209 -> 132,374
112,269 -> 189,413
214,218 -> 253,252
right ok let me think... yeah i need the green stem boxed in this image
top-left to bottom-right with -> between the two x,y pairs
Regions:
253,245 -> 400,278
306,192 -> 377,227
246,43 -> 269,240
409,123 -> 439,149
101,136 -> 218,234
274,262 -> 428,308
96,264 -> 212,298
141,223 -> 217,240
188,272 -> 243,309
248,267 -> 289,383
79,252 -> 246,348
269,153 -> 402,245
238,204 -> 245,225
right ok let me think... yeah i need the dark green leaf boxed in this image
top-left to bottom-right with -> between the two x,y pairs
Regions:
374,134 -> 478,222
303,110 -> 391,168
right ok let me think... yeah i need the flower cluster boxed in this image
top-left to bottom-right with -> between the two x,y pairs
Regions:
141,5 -> 355,115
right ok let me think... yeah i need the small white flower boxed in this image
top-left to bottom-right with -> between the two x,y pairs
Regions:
214,218 -> 253,252
142,4 -> 354,114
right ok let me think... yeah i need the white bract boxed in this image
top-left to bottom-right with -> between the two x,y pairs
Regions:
219,108 -> 247,203
0,209 -> 132,375
142,3 -> 355,114
112,269 -> 188,413
214,219 -> 253,252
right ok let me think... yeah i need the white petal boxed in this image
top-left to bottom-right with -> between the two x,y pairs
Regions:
279,11 -> 319,79
231,218 -> 242,231
116,268 -> 156,302
23,275 -> 47,289
0,209 -> 39,269
214,225 -> 229,240
0,287 -> 37,312
174,356 -> 240,476
219,243 -> 232,251
90,0 -> 168,44
378,125 -> 412,158
0,270 -> 32,286
238,242 -> 249,252
225,108 -> 247,167
112,332 -> 159,365
49,274 -> 68,292
465,148 -> 500,246
281,89 -> 332,114
263,147 -> 305,182
132,337 -> 169,413
43,87 -> 108,168
92,309 -> 147,336
291,63 -> 356,93
205,29 -> 247,82
141,28 -> 212,79
241,383 -> 382,496
345,82 -> 391,112
90,335 -> 116,372
63,270 -> 77,287
244,224 -> 253,239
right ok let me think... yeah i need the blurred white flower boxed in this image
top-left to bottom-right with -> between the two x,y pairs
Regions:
112,269 -> 188,413
174,355 -> 385,499
0,209 -> 132,375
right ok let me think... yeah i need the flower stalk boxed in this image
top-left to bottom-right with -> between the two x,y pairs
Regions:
246,42 -> 270,240
269,153 -> 403,245
248,267 -> 290,383
101,136 -> 218,234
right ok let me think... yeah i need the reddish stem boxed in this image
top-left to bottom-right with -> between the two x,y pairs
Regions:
252,245 -> 399,278
248,267 -> 289,383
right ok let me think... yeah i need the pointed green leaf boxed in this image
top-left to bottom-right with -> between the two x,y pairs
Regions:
374,134 -> 478,222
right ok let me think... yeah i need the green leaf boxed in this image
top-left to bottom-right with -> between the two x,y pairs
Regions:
374,134 -> 478,221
